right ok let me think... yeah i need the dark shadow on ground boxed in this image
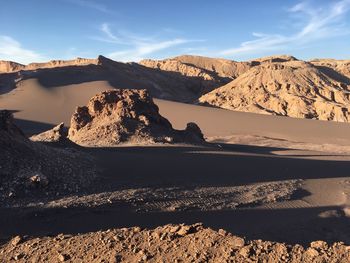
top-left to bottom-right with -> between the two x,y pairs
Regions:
14,118 -> 56,136
2,119 -> 350,246
1,204 -> 349,246
86,145 -> 350,190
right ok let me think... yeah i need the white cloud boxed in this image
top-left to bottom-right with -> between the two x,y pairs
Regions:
95,23 -> 197,62
0,36 -> 45,64
66,0 -> 113,14
100,23 -> 123,44
108,39 -> 190,62
220,0 -> 350,57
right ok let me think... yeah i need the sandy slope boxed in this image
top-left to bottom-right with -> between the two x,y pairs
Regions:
2,78 -> 350,147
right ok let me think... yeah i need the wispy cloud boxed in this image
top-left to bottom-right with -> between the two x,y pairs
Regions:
0,36 -> 45,64
65,0 -> 113,14
95,23 -> 199,62
108,39 -> 190,62
220,0 -> 350,57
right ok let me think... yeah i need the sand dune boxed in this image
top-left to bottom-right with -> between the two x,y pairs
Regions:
0,55 -> 224,102
2,78 -> 350,147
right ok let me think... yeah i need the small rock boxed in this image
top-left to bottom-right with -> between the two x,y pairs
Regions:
11,236 -> 22,246
218,228 -> 227,236
14,253 -> 24,260
58,253 -> 70,262
177,225 -> 191,236
305,248 -> 319,258
239,246 -> 252,258
29,173 -> 49,187
310,240 -> 328,251
230,237 -> 245,248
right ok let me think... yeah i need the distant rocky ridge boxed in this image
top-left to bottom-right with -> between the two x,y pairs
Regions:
0,55 -> 226,102
1,54 -> 350,122
68,89 -> 205,146
171,55 -> 252,79
0,61 -> 25,73
0,57 -> 99,73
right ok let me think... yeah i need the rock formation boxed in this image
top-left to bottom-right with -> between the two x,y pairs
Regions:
0,61 -> 25,73
0,110 -> 96,205
200,60 -> 350,122
68,89 -> 205,146
310,59 -> 350,80
29,122 -> 71,146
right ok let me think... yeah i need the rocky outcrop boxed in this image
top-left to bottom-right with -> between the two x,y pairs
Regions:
310,59 -> 350,81
200,60 -> 350,122
0,110 -> 25,137
250,55 -> 298,64
29,122 -> 70,145
68,89 -> 205,146
0,110 -> 96,206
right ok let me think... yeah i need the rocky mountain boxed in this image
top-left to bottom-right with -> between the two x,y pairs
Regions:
68,89 -> 204,146
199,59 -> 350,122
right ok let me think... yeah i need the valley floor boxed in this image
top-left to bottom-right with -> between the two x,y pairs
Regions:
1,80 -> 350,261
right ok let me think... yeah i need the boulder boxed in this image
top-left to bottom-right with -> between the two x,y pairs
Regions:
68,89 -> 205,146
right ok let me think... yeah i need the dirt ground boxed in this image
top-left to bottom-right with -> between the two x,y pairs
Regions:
2,223 -> 350,262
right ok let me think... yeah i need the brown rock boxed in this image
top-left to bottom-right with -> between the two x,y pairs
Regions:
68,89 -> 205,146
11,235 -> 22,246
58,253 -> 70,262
30,122 -> 69,145
310,240 -> 328,251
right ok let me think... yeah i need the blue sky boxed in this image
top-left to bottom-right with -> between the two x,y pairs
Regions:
0,0 -> 349,64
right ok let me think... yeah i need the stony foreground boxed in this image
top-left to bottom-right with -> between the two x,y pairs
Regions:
1,224 -> 350,262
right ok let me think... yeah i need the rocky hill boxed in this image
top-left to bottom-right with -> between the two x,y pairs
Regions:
68,89 -> 204,146
0,110 -> 96,206
200,59 -> 350,122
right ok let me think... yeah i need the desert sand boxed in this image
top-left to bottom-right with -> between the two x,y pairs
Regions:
1,55 -> 350,261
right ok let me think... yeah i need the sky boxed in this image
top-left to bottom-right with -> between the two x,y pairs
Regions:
0,0 -> 350,64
